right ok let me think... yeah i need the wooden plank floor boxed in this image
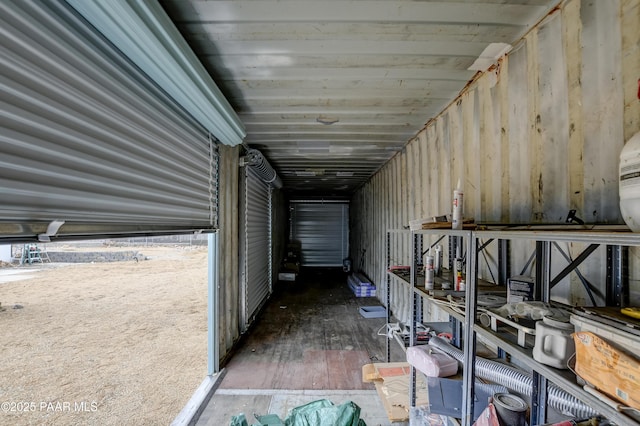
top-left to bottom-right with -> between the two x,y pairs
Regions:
219,267 -> 406,390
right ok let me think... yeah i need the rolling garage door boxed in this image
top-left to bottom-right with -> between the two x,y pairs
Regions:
240,167 -> 272,328
0,1 -> 219,242
290,201 -> 349,267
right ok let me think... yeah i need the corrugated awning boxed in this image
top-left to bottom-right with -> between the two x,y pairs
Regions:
66,0 -> 245,146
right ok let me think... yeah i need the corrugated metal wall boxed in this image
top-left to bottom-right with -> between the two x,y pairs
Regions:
0,0 -> 219,240
290,202 -> 349,267
217,146 -> 287,363
351,0 -> 640,322
240,167 -> 272,329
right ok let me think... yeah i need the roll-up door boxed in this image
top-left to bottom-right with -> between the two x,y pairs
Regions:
290,202 -> 349,267
240,167 -> 272,329
0,1 -> 219,242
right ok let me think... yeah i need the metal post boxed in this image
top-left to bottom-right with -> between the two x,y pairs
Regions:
462,233 -> 478,425
531,240 -> 551,425
207,232 -> 220,375
409,232 -> 418,407
449,235 -> 457,272
386,231 -> 391,362
497,239 -> 509,359
606,245 -> 629,307
448,234 -> 462,348
498,239 -> 510,286
531,371 -> 548,425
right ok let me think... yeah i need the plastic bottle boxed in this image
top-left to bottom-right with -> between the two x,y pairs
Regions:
452,179 -> 464,230
424,248 -> 435,290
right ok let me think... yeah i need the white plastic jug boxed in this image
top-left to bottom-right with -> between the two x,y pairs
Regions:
533,315 -> 575,369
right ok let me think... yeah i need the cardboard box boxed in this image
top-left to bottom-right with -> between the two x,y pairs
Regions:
507,275 -> 535,303
362,362 -> 428,422
573,331 -> 640,410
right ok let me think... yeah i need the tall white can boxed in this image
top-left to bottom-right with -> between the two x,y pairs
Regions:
452,179 -> 463,230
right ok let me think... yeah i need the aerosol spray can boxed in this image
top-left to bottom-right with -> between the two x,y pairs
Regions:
424,248 -> 435,290
434,244 -> 443,277
452,179 -> 464,230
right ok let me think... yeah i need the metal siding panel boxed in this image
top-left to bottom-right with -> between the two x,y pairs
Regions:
580,0 -> 624,224
537,12 -> 571,223
507,43 -> 532,223
479,73 -> 503,222
244,168 -> 271,323
622,0 -> 640,142
419,132 -> 429,218
427,124 -> 438,218
350,0 -> 637,320
0,1 -> 217,238
291,202 -> 349,267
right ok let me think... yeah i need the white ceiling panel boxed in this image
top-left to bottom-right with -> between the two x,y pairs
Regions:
160,0 -> 559,195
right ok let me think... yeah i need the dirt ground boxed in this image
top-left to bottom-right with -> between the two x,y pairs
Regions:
0,245 -> 208,425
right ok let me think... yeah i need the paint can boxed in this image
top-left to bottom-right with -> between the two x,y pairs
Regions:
452,179 -> 463,230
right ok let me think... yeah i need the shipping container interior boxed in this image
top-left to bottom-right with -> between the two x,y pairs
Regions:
2,0 -> 640,425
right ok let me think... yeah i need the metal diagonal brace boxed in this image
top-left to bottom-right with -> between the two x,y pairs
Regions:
549,244 -> 599,289
552,242 -> 601,305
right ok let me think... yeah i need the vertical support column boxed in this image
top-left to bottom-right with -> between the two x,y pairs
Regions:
450,317 -> 462,349
207,232 -> 220,375
450,235 -> 462,348
461,232 -> 478,425
498,239 -> 510,286
531,372 -> 547,425
449,235 -> 458,271
415,232 -> 423,333
386,231 -> 391,363
606,245 -> 629,307
531,240 -> 551,425
497,239 -> 510,359
409,232 -> 418,407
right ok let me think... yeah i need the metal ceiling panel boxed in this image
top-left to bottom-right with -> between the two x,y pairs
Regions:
161,0 -> 559,196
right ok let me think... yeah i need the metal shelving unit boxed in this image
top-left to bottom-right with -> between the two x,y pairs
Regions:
475,227 -> 639,426
385,226 -> 640,426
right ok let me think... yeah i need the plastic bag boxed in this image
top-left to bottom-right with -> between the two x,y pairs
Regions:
284,399 -> 366,426
231,399 -> 366,426
230,413 -> 249,426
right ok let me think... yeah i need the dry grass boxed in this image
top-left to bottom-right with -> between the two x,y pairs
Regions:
0,246 -> 208,425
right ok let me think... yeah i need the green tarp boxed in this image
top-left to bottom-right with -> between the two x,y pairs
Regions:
230,399 -> 367,426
